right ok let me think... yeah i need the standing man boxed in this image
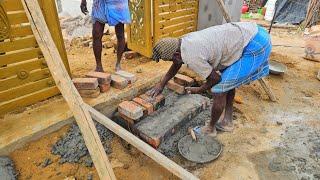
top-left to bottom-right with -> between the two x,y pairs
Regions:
147,22 -> 272,137
80,0 -> 131,72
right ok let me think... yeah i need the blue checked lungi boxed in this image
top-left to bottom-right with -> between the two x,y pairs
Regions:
211,26 -> 272,93
92,0 -> 131,26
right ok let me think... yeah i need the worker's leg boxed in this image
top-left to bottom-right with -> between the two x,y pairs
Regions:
115,23 -> 125,71
216,89 -> 235,131
201,92 -> 227,137
92,21 -> 105,72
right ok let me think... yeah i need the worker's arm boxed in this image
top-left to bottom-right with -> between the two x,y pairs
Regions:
185,69 -> 221,94
147,59 -> 183,98
80,0 -> 89,15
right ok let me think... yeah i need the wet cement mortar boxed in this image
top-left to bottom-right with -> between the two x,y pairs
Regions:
0,156 -> 17,180
267,124 -> 320,180
51,122 -> 113,167
178,135 -> 222,163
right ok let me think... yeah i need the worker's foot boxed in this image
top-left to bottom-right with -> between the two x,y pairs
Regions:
115,63 -> 122,72
193,125 -> 217,137
215,121 -> 234,132
95,66 -> 104,72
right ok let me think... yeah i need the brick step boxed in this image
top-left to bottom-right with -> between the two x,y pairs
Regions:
133,94 -> 210,148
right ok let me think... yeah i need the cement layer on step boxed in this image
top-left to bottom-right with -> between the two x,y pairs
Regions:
134,94 -> 210,141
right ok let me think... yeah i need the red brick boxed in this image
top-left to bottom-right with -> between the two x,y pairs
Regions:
111,75 -> 128,89
124,51 -> 139,59
138,132 -> 161,148
115,70 -> 137,84
154,94 -> 165,110
86,71 -> 111,84
118,101 -> 143,120
139,94 -> 165,111
99,83 -> 110,93
174,74 -> 194,86
166,80 -> 185,94
72,78 -> 98,90
78,87 -> 100,98
133,97 -> 154,115
119,113 -> 135,125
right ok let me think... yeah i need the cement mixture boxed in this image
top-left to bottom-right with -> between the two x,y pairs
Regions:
51,122 -> 113,167
0,157 -> 17,180
250,124 -> 320,180
178,135 -> 222,163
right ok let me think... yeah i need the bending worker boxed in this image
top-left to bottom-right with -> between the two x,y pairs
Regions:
147,22 -> 272,137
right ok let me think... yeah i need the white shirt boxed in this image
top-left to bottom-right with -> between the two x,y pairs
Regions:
181,22 -> 258,79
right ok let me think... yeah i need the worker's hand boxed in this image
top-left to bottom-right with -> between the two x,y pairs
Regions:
146,83 -> 164,98
80,0 -> 89,15
185,87 -> 203,94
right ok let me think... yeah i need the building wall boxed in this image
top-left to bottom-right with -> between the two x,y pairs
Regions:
197,0 -> 243,30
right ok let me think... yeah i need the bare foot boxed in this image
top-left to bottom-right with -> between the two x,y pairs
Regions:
216,118 -> 234,132
115,63 -> 121,72
199,125 -> 217,137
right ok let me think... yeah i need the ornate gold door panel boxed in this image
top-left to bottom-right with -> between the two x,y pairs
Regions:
127,0 -> 152,57
128,0 -> 199,58
0,0 -> 69,115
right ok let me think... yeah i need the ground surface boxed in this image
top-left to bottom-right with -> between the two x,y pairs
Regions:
8,26 -> 320,180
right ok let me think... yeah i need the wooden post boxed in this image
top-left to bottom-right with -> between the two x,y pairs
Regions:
86,104 -> 199,180
258,79 -> 276,102
215,0 -> 231,22
21,0 -> 116,179
215,0 -> 277,102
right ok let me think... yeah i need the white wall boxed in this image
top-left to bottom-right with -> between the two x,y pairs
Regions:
59,0 -> 93,16
197,0 -> 243,30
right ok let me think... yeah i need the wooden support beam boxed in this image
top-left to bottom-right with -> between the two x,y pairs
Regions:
215,0 -> 277,102
21,0 -> 116,179
215,0 -> 231,22
258,78 -> 277,102
86,104 -> 199,180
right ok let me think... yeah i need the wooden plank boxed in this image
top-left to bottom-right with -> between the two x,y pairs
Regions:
21,0 -> 116,179
258,79 -> 277,102
0,86 -> 59,115
38,0 -> 70,74
0,77 -> 54,102
0,68 -> 51,91
7,11 -> 29,25
0,36 -> 38,52
87,105 -> 199,180
0,48 -> 42,66
2,0 -> 24,11
215,0 -> 231,22
11,25 -> 33,38
0,58 -> 46,79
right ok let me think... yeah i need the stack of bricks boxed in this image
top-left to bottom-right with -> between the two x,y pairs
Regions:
86,71 -> 111,93
166,74 -> 195,94
117,93 -> 165,125
72,78 -> 100,98
111,70 -> 137,89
